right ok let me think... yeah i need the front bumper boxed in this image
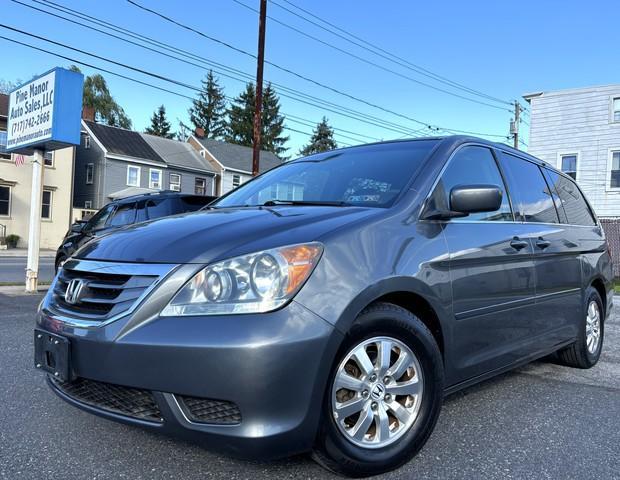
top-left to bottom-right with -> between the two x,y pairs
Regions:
37,301 -> 342,459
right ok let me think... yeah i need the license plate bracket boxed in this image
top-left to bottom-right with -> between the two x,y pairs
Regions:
34,329 -> 71,381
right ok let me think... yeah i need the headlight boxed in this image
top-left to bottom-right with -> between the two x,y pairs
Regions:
161,243 -> 323,316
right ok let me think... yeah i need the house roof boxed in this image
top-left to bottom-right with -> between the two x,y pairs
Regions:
140,133 -> 216,174
195,137 -> 282,173
0,94 -> 8,118
83,120 -> 165,164
108,186 -> 158,200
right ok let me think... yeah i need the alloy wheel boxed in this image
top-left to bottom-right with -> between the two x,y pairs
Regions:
331,336 -> 424,449
585,300 -> 601,354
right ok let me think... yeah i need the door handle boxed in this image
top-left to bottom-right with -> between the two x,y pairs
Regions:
536,237 -> 551,249
510,237 -> 529,251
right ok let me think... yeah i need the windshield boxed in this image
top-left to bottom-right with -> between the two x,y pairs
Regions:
215,140 -> 438,209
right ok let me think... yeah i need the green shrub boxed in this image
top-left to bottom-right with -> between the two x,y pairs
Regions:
5,234 -> 20,248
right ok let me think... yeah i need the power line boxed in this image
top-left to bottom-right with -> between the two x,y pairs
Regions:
9,0 -> 511,143
231,0 -> 510,112
0,33 -> 353,148
17,0 -> 430,139
126,0 -> 511,136
272,0 -> 513,107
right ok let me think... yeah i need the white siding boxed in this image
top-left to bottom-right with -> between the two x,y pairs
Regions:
221,171 -> 252,195
527,85 -> 620,217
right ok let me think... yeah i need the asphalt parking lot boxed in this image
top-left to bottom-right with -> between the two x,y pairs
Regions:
1,290 -> 619,480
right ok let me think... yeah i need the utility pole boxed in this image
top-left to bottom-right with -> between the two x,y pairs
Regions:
512,100 -> 521,150
26,149 -> 44,293
252,0 -> 267,176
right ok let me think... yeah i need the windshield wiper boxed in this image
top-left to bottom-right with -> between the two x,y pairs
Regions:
261,199 -> 350,207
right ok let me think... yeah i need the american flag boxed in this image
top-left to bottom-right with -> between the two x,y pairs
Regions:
14,154 -> 25,167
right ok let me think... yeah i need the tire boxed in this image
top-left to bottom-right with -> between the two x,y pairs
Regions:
555,287 -> 604,369
312,302 -> 444,477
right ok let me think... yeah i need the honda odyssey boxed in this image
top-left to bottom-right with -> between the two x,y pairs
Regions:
35,136 -> 612,477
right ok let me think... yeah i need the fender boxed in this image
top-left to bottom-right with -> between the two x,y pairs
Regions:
330,276 -> 453,351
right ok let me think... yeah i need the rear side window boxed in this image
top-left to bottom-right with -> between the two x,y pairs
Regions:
108,203 -> 137,227
431,145 -> 512,221
498,153 -> 558,223
544,169 -> 596,226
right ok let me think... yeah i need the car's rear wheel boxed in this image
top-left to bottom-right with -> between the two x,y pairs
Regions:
312,302 -> 443,477
555,287 -> 604,369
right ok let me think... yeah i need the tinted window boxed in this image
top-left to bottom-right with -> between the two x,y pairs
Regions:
108,203 -> 136,227
216,140 -> 438,208
146,199 -> 173,220
541,169 -> 568,224
86,204 -> 115,231
179,196 -> 214,211
499,153 -> 558,223
544,169 -> 596,226
135,201 -> 148,223
431,146 -> 512,221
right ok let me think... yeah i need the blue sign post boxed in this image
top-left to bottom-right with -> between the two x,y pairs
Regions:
6,67 -> 83,292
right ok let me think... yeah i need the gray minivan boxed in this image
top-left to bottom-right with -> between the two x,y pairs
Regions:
35,136 -> 612,477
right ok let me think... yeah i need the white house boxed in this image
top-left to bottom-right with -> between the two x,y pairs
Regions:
524,85 -> 620,218
0,93 -> 75,249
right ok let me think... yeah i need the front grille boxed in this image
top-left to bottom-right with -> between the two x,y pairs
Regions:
47,260 -> 170,323
51,377 -> 163,422
178,395 -> 241,424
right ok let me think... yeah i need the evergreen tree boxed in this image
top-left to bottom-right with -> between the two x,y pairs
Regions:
298,117 -> 338,156
69,65 -> 132,129
145,105 -> 173,138
225,83 -> 255,147
189,70 -> 227,139
226,82 -> 289,157
261,83 -> 289,157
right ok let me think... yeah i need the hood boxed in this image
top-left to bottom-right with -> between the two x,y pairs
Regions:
75,205 -> 379,264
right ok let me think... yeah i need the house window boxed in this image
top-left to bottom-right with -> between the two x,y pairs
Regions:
195,177 -> 206,195
149,169 -> 163,189
0,130 -> 8,158
560,154 -> 577,180
613,98 -> 620,123
127,165 -> 140,186
610,151 -> 620,189
43,151 -> 54,167
170,173 -> 181,191
232,174 -> 241,188
41,189 -> 52,219
0,185 -> 10,216
84,135 -> 91,149
84,200 -> 92,209
86,163 -> 94,184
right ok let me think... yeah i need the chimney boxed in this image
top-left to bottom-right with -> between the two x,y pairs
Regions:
82,106 -> 95,122
194,127 -> 205,138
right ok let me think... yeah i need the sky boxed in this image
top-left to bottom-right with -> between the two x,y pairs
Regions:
2,0 -> 619,156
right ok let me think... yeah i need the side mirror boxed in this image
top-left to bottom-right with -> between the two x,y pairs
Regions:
70,221 -> 86,233
450,185 -> 502,214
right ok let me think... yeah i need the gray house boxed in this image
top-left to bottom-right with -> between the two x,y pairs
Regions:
75,121 -> 217,211
188,134 -> 282,195
524,84 -> 620,218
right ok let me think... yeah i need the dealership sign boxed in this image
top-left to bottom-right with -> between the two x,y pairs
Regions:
6,67 -> 83,153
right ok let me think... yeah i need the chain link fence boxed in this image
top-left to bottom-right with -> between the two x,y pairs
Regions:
600,218 -> 620,278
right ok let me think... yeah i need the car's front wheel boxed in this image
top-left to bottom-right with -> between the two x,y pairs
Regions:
312,302 -> 444,477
